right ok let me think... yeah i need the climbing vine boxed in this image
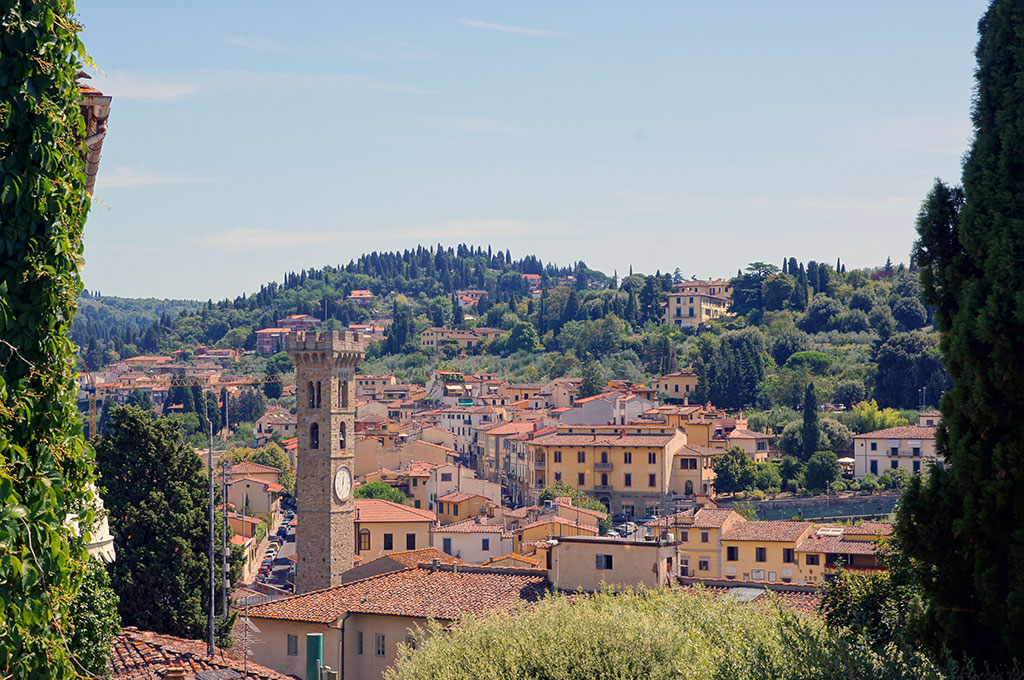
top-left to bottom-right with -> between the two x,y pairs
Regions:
0,2 -> 99,677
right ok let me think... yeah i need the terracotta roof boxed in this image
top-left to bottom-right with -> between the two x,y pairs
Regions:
437,492 -> 487,504
680,584 -> 821,616
796,534 -> 879,556
853,425 -> 936,439
354,498 -> 436,523
226,461 -> 283,476
840,522 -> 894,537
676,444 -> 725,458
433,519 -> 506,534
518,516 -> 599,533
110,628 -> 290,679
480,421 -> 537,436
483,553 -> 543,568
371,547 -> 463,570
531,431 -> 678,448
727,429 -> 771,440
692,507 -> 740,528
245,565 -> 546,624
722,521 -> 812,542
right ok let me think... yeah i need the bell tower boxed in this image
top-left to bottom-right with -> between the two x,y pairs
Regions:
287,331 -> 363,593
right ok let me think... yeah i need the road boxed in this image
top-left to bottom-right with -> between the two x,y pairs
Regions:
263,520 -> 295,591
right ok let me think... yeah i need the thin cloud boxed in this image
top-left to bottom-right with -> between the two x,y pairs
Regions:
92,70 -> 198,101
225,34 -> 286,54
96,167 -> 208,190
457,18 -> 565,38
203,228 -> 351,250
453,119 -> 524,135
398,219 -> 543,240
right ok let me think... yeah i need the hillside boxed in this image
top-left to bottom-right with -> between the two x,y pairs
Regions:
73,245 -> 948,417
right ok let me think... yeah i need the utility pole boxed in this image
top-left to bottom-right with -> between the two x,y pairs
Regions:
207,390 -> 216,656
222,458 -> 229,621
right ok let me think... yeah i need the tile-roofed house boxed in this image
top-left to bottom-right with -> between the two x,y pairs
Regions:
110,628 -> 291,679
840,521 -> 894,538
244,565 -> 548,677
853,423 -> 938,479
354,498 -> 435,523
342,547 -> 462,583
722,520 -> 812,543
483,553 -> 543,568
433,519 -> 513,563
354,499 -> 436,562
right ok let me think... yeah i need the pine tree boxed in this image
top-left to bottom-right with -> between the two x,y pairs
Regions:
897,2 -> 1024,665
801,383 -> 819,462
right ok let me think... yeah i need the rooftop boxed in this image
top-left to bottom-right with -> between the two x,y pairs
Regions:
245,564 -> 547,624
722,520 -> 812,543
111,628 -> 290,679
853,425 -> 937,439
354,498 -> 436,523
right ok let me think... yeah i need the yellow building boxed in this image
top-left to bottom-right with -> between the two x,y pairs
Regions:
435,492 -> 491,525
512,516 -> 598,554
853,424 -> 938,478
528,426 -> 687,517
721,520 -> 822,584
652,371 -> 699,400
646,507 -> 744,578
664,288 -> 732,328
670,445 -> 724,497
353,499 -> 436,563
725,429 -> 773,462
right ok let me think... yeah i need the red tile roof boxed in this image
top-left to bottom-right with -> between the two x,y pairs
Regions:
853,425 -> 936,439
722,520 -> 812,542
483,553 -> 543,568
437,492 -> 486,504
517,515 -> 599,533
245,565 -> 546,623
228,461 -> 284,476
796,534 -> 879,555
480,421 -> 537,436
727,429 -> 771,440
354,498 -> 436,523
433,519 -> 506,534
111,628 -> 290,679
840,522 -> 894,537
680,584 -> 821,616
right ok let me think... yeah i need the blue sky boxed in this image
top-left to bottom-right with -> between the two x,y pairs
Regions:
79,1 -> 989,300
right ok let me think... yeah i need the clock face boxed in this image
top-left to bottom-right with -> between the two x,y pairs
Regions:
334,467 -> 352,502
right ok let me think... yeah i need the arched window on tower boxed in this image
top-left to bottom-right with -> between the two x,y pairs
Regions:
307,382 -> 315,409
340,422 -> 347,449
341,380 -> 349,408
309,422 -> 319,450
316,381 -> 322,408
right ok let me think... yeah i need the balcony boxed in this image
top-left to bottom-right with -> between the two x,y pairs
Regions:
534,460 -> 546,470
594,462 -> 613,471
594,484 -> 613,491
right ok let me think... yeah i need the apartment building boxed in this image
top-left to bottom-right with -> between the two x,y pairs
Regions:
853,424 -> 937,478
664,280 -> 733,328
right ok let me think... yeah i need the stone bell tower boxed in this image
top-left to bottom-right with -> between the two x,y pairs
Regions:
287,331 -> 364,593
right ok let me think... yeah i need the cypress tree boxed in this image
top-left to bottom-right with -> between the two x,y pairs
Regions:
801,383 -> 818,462
897,1 -> 1024,666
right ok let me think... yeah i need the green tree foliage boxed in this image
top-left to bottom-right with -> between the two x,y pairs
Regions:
898,1 -> 1024,665
0,4 -> 101,675
801,383 -> 820,461
354,481 -> 406,504
852,400 -> 909,433
874,332 -> 950,408
251,443 -> 295,494
768,327 -> 812,365
785,350 -> 832,374
804,451 -> 841,492
387,588 -> 940,680
579,359 -> 605,398
693,329 -> 766,409
892,297 -> 928,331
229,387 -> 266,426
800,295 -> 844,333
66,559 -> 121,677
711,447 -> 756,494
504,322 -> 543,354
761,272 -> 796,311
779,418 -> 854,457
263,369 -> 283,399
126,388 -> 154,410
95,406 -> 233,640
538,480 -> 611,534
832,380 -> 867,408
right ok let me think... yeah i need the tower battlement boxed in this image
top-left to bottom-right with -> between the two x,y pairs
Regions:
286,330 -> 370,354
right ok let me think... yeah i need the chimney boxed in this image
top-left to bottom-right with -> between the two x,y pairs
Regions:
164,667 -> 186,680
431,558 -> 440,572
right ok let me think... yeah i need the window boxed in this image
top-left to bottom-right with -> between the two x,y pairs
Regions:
555,472 -> 562,481
891,460 -> 899,469
577,451 -> 586,464
384,533 -> 393,551
674,384 -> 679,393
870,442 -> 877,451
756,547 -> 766,562
309,422 -> 319,450
375,634 -> 386,657
624,473 -> 632,487
482,538 -> 490,551
339,422 -> 346,449
600,473 -> 608,487
701,531 -> 709,543
412,478 -> 418,487
307,382 -> 315,409
414,500 -> 421,508
648,452 -> 656,465
287,634 -> 298,656
648,473 -> 656,487
806,554 -> 820,566
913,447 -> 921,456
316,381 -> 322,408
624,451 -> 632,464
577,472 -> 585,486
689,307 -> 695,317
913,460 -> 921,473
699,558 -> 710,571
554,450 -> 562,463
680,529 -> 688,542
783,548 -> 795,563
596,554 -> 614,570
870,460 -> 878,475
357,632 -> 363,655
454,503 -> 459,516
727,546 -> 738,561
442,538 -> 452,554
600,451 -> 608,463
441,472 -> 452,482
406,533 -> 416,550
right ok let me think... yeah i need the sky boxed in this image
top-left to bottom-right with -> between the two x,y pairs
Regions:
78,1 -> 990,301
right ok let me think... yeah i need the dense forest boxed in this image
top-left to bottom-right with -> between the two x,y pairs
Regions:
74,244 -> 948,415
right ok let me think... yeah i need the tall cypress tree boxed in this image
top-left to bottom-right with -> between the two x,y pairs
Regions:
898,0 -> 1024,666
801,382 -> 818,462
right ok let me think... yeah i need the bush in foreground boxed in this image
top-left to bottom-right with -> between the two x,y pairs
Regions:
387,587 -> 940,680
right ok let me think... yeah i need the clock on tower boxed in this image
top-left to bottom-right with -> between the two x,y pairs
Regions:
287,331 -> 365,593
